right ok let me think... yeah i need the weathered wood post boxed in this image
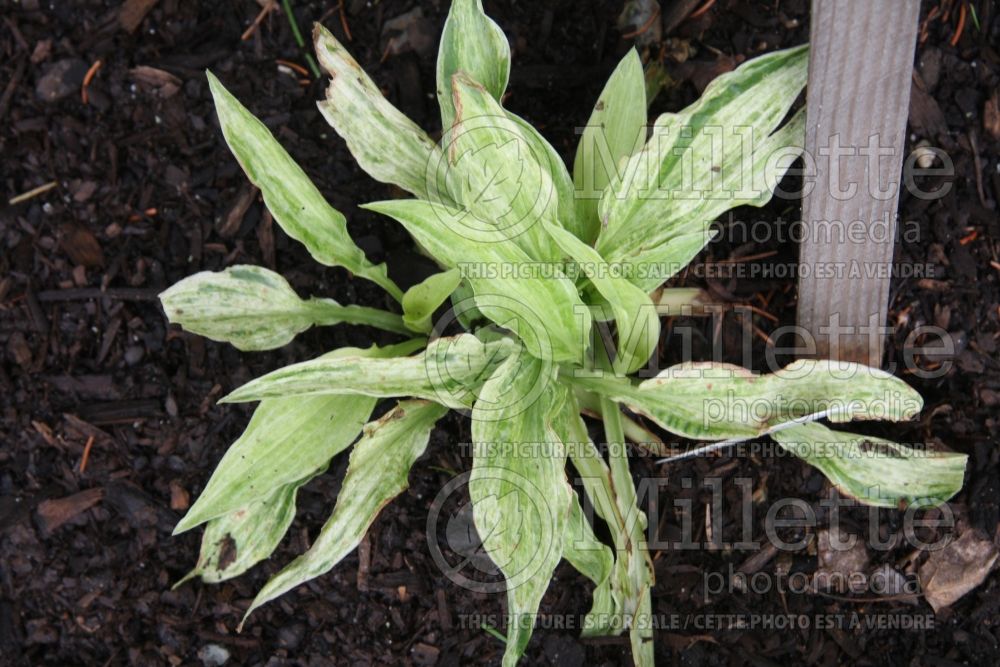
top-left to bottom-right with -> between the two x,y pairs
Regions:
796,1 -> 921,366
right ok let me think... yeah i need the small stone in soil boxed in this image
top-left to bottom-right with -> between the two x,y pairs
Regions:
36,59 -> 89,102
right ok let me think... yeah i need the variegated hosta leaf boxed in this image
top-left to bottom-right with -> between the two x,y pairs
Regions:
574,359 -> 923,441
436,0 -> 510,131
174,341 -> 423,533
176,468 -> 322,585
450,279 -> 485,329
573,49 -> 647,243
563,487 -> 618,638
772,422 -> 967,508
470,355 -> 572,666
175,395 -> 376,533
438,1 -> 574,240
600,397 -> 654,666
243,400 -> 448,623
364,199 -> 592,365
595,45 -> 809,292
619,111 -> 802,293
222,333 -> 514,409
557,391 -> 652,661
314,25 -> 447,203
506,112 -> 578,235
438,73 -> 561,260
542,220 -> 658,375
402,268 -> 462,333
159,265 -> 409,351
206,73 -> 402,301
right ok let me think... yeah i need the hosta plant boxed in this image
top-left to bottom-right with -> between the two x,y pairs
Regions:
163,2 -> 968,665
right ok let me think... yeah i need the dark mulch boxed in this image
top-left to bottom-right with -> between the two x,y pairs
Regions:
1,1 -> 998,665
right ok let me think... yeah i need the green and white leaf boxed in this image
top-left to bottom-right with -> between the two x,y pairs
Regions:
443,73 -> 561,260
206,72 -> 401,301
315,25 -> 446,203
402,270 -> 463,333
575,359 -> 923,441
243,400 -> 447,623
364,199 -> 592,365
436,0 -> 511,131
573,49 -> 647,243
174,341 -> 423,533
772,421 -> 967,508
600,396 -> 654,666
159,265 -> 408,350
176,468 -> 322,585
563,487 -> 618,638
470,355 -> 572,666
558,391 -> 652,659
543,220 -> 658,374
222,333 -> 513,409
507,111 -> 578,235
595,45 -> 809,291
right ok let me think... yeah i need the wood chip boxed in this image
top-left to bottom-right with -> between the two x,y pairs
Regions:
36,488 -> 103,534
169,480 -> 190,511
984,89 -> 1000,140
58,224 -> 104,267
919,528 -> 999,612
217,183 -> 258,238
119,0 -> 159,33
129,66 -> 181,98
813,527 -> 870,593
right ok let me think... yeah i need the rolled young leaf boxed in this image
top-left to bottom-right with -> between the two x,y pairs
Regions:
572,49 -> 647,243
402,268 -> 463,333
437,1 -> 575,239
242,399 -> 447,624
470,355 -> 572,666
314,25 -> 447,203
573,359 -> 923,441
176,468 -> 323,585
206,72 -> 402,301
364,199 -> 592,365
506,111 -> 578,236
772,421 -> 967,508
542,219 -> 658,375
595,45 -> 809,291
436,0 -> 511,131
222,333 -> 514,409
440,73 -> 563,261
159,265 -> 408,351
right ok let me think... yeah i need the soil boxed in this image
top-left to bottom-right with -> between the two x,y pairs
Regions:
1,1 -> 998,665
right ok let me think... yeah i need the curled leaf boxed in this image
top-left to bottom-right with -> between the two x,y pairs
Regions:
470,355 -> 571,666
436,0 -> 511,130
572,49 -> 647,243
402,268 -> 462,333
